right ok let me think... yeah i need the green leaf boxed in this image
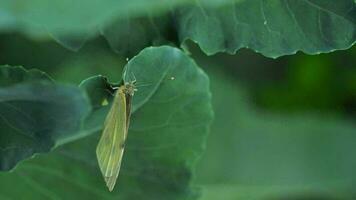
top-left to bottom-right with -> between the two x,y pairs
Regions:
101,14 -> 176,56
0,46 -> 213,199
178,0 -> 356,58
2,0 -> 354,57
0,0 -> 237,34
72,0 -> 356,57
0,0 -> 176,36
199,185 -> 355,200
0,65 -> 91,171
0,0 -> 221,47
105,0 -> 356,58
195,66 -> 356,199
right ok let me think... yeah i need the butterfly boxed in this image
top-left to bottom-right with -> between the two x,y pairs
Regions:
96,80 -> 136,191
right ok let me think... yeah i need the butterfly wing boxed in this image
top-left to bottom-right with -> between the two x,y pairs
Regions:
96,87 -> 127,191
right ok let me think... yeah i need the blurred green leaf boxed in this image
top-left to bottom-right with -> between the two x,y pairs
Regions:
101,14 -> 176,57
0,0 -> 184,37
0,65 -> 91,171
0,34 -> 125,84
53,48 -> 124,85
0,46 -> 213,199
199,185 -> 354,200
253,47 -> 356,114
0,0 -> 232,47
194,66 -> 356,199
0,0 -> 242,34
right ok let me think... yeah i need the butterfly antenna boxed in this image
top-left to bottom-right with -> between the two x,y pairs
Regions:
135,83 -> 155,88
130,72 -> 137,84
134,76 -> 176,88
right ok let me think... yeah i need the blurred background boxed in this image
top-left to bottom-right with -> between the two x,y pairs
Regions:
0,33 -> 355,199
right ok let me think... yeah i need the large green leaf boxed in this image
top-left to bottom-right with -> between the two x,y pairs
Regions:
0,65 -> 91,171
1,1 -> 354,57
178,0 -> 356,58
194,66 -> 356,199
75,0 -> 356,57
0,46 -> 213,199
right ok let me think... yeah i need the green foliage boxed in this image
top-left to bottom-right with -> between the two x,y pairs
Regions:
178,0 -> 356,57
256,53 -> 356,112
0,1 -> 355,199
194,58 -> 356,199
0,46 -> 213,199
0,66 -> 90,170
0,0 -> 188,37
1,0 -> 355,57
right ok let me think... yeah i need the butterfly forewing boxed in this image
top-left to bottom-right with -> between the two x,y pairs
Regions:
96,86 -> 128,191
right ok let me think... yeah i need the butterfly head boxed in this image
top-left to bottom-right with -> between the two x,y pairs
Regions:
123,80 -> 137,96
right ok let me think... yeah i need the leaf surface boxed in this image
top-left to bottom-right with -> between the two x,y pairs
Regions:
0,46 -> 213,200
0,65 -> 91,170
195,66 -> 356,199
1,0 -> 354,57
